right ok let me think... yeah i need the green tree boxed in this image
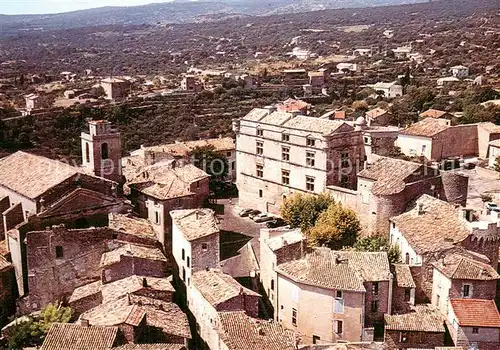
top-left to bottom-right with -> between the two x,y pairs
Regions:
308,203 -> 360,249
280,192 -> 335,232
6,303 -> 71,349
388,244 -> 402,264
353,236 -> 402,263
189,145 -> 229,181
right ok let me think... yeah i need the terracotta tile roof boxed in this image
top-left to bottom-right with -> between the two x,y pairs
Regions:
450,299 -> 500,328
433,252 -> 499,281
385,305 -> 446,333
191,269 -> 260,307
108,213 -> 156,238
40,323 -> 118,350
100,243 -> 167,268
357,157 -> 422,196
391,195 -> 470,254
102,275 -> 174,303
170,209 -> 219,241
276,248 -> 390,292
366,108 -> 390,120
0,151 -> 79,199
277,99 -> 311,113
478,122 -> 500,133
0,255 -> 12,271
81,296 -> 143,327
419,109 -> 450,119
125,161 -> 208,200
217,311 -> 296,350
242,108 -> 270,122
139,302 -> 191,339
114,345 -> 186,350
69,280 -> 102,303
392,264 -> 416,288
146,137 -> 235,155
259,111 -> 294,126
400,118 -> 450,138
282,116 -> 349,135
219,242 -> 259,279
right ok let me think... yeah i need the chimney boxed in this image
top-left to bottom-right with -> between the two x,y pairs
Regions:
81,319 -> 89,327
418,203 -> 424,215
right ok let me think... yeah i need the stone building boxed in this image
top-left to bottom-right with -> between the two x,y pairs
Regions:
384,305 -> 446,349
132,137 -> 236,181
391,264 -> 416,314
431,251 -> 499,316
170,209 -> 220,287
390,195 -> 500,302
81,120 -> 123,183
270,247 -> 392,344
234,107 -> 365,213
123,156 -> 210,249
397,118 -> 478,161
329,157 -> 468,237
187,268 -> 261,350
448,299 -> 500,349
100,78 -> 131,100
365,108 -> 392,127
180,75 -> 203,92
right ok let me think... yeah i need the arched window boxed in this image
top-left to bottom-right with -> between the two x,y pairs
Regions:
405,252 -> 410,264
85,143 -> 90,163
101,143 -> 109,160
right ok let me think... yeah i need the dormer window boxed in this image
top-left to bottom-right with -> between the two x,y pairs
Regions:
256,127 -> 263,137
282,133 -> 290,142
306,137 -> 315,147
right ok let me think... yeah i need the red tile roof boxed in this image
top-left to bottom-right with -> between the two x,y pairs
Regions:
450,299 -> 500,328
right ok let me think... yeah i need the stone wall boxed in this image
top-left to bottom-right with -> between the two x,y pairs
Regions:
101,255 -> 166,284
431,124 -> 478,161
70,291 -> 103,317
0,263 -> 16,328
364,281 -> 390,327
216,294 -> 260,319
385,330 -> 445,349
3,202 -> 25,234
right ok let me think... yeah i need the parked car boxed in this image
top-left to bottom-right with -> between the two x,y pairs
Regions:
248,210 -> 262,219
486,202 -> 500,212
238,209 -> 254,217
266,218 -> 287,228
253,213 -> 274,223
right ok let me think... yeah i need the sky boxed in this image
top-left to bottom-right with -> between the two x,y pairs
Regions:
0,0 -> 173,15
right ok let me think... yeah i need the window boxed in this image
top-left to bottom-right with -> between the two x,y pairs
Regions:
364,136 -> 370,144
182,267 -> 186,282
256,141 -> 264,155
340,175 -> 349,188
306,151 -> 315,167
306,176 -> 315,192
101,143 -> 109,160
292,308 -> 297,326
154,211 -> 160,225
202,243 -> 208,251
85,143 -> 90,163
405,252 -> 410,264
231,161 -> 235,170
256,128 -> 263,137
340,152 -> 349,168
281,146 -> 290,161
226,151 -> 232,157
336,290 -> 343,299
182,249 -> 185,261
306,137 -> 315,147
187,256 -> 190,268
55,246 -> 63,259
335,320 -> 343,334
463,284 -> 471,298
421,145 -> 427,154
404,288 -> 411,301
259,189 -> 263,198
400,332 -> 408,343
371,300 -> 379,312
256,164 -> 263,178
472,327 -> 479,334
271,279 -> 275,291
312,335 -> 321,344
334,297 -> 344,314
282,170 -> 290,185
282,133 -> 290,142
372,282 -> 379,295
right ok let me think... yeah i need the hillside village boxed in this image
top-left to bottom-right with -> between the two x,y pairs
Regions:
1,0 -> 500,350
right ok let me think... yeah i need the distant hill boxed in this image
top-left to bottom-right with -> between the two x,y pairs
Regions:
0,0 -> 430,31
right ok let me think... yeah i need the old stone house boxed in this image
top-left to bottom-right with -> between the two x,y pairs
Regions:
365,108 -> 392,127
390,195 -> 500,303
234,107 -> 365,214
271,247 -> 392,344
384,305 -> 446,349
391,264 -> 416,314
187,269 -> 261,350
100,78 -> 131,100
448,299 -> 500,349
170,208 -> 220,287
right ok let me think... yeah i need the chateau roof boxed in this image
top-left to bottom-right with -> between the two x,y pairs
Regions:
217,311 -> 296,350
0,151 -> 79,199
170,208 -> 219,241
191,269 -> 260,307
40,323 -> 118,350
385,305 -> 445,333
276,248 -> 390,292
433,252 -> 499,281
450,299 -> 500,328
391,195 -> 470,254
